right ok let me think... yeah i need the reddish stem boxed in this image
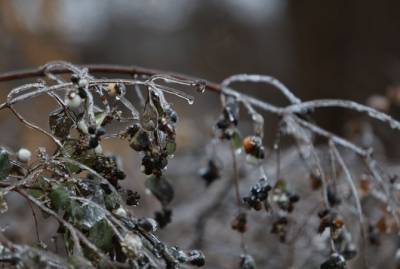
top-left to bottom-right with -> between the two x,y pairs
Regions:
0,64 -> 222,93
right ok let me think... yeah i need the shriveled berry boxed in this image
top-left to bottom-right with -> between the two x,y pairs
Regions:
130,130 -> 151,152
78,87 -> 87,99
96,127 -> 106,137
70,74 -> 79,84
137,218 -> 158,232
88,125 -> 97,134
126,124 -> 141,137
89,137 -> 99,148
126,190 -> 140,206
187,250 -> 205,267
231,212 -> 247,233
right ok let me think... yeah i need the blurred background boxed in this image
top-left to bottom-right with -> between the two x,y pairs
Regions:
1,1 -> 400,268
2,0 -> 400,155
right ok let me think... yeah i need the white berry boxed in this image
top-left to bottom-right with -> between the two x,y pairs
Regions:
65,91 -> 82,109
114,207 -> 128,218
78,78 -> 88,88
77,120 -> 88,134
94,144 -> 103,155
17,148 -> 31,163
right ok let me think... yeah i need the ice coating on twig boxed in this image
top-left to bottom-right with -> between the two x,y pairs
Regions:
221,73 -> 301,104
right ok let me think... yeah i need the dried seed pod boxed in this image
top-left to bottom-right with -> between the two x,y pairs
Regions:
271,217 -> 288,242
231,212 -> 247,233
310,172 -> 322,190
318,209 -> 344,239
376,216 -> 388,233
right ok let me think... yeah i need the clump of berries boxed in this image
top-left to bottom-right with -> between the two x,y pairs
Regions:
320,253 -> 346,269
215,97 -> 239,139
243,178 -> 271,210
127,91 -> 178,177
270,180 -> 300,213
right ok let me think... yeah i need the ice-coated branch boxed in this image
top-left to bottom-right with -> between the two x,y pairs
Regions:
221,73 -> 301,104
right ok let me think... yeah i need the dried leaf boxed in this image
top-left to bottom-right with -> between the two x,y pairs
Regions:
140,99 -> 158,132
49,108 -> 74,140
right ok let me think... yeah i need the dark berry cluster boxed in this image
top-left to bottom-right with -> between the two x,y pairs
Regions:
92,155 -> 126,187
88,126 -> 106,149
125,190 -> 140,206
169,247 -> 205,268
243,178 -> 271,210
215,98 -> 239,139
70,73 -> 89,99
127,92 -> 177,177
320,253 -> 346,269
